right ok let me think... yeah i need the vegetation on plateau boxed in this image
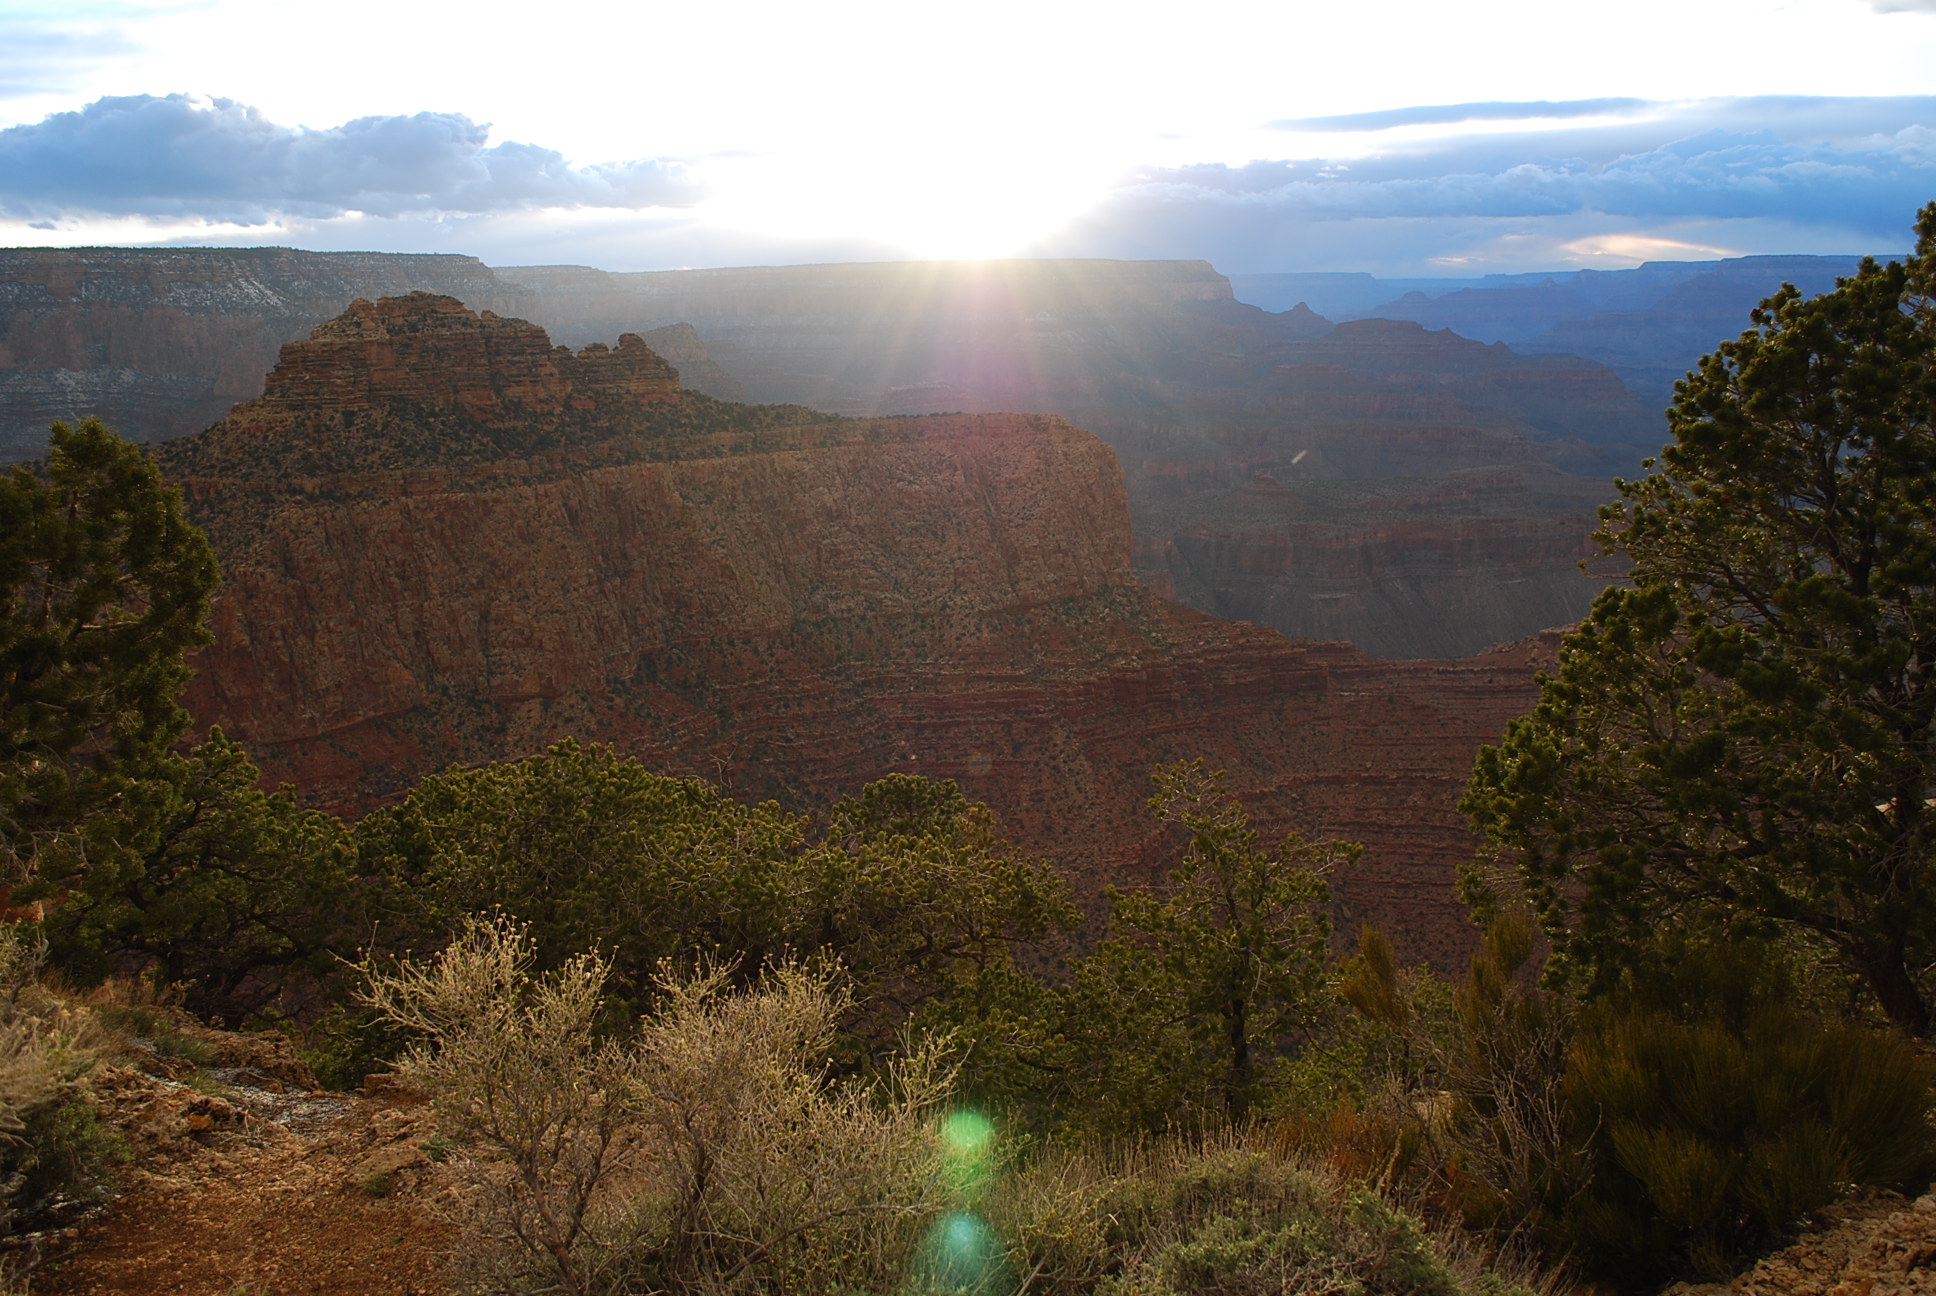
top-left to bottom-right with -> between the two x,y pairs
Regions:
5,201 -> 1936,1293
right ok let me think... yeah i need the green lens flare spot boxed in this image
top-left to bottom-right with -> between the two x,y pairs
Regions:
945,1213 -> 982,1250
941,1110 -> 994,1156
920,1210 -> 1006,1291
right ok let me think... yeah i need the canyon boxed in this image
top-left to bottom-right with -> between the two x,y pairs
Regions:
0,247 -> 533,458
489,258 -> 1663,657
159,293 -> 1553,967
1234,253 -> 1871,407
1,248 -> 1647,658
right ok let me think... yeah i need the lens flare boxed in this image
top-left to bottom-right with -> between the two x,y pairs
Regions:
921,1210 -> 1004,1292
939,1109 -> 996,1195
942,1110 -> 994,1157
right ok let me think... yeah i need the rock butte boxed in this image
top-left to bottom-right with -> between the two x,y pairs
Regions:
2,248 -> 1638,658
161,293 -> 1550,968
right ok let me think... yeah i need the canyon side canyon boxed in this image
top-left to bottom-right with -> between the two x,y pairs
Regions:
157,292 -> 1558,967
0,246 -> 1691,658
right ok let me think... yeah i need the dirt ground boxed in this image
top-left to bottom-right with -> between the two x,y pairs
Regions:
32,1031 -> 457,1296
25,1021 -> 1936,1296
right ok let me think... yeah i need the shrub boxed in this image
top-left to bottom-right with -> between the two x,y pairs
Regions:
1560,942 -> 1936,1283
364,914 -> 957,1296
986,1133 -> 1536,1296
1046,762 -> 1348,1136
1321,914 -> 1577,1244
360,745 -> 1073,1052
0,924 -> 117,1238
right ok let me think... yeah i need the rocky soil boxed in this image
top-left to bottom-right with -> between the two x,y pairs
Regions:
37,1026 -> 453,1296
1663,1193 -> 1936,1296
25,1009 -> 1935,1295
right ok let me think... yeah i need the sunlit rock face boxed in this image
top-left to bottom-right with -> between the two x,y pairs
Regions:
0,248 -> 535,459
163,294 -> 1546,968
496,259 -> 1655,657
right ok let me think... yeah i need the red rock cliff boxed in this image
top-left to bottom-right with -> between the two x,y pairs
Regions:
0,248 -> 535,458
163,296 -> 1544,968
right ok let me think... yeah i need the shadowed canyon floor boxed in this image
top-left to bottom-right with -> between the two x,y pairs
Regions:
159,292 -> 1553,967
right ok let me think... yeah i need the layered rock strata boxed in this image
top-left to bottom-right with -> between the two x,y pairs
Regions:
0,247 -> 535,458
3,249 -> 1642,657
164,295 -> 1546,967
496,260 -> 1652,655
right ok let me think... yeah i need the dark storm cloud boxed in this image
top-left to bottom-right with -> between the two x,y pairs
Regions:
1120,98 -> 1936,240
1023,96 -> 1936,275
0,93 -> 704,222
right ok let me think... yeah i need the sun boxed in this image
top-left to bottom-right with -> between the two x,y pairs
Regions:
699,126 -> 1124,262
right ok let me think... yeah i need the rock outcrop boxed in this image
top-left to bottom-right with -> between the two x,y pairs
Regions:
3,247 -> 1644,657
0,247 -> 536,459
1664,1191 -> 1936,1296
163,295 -> 1547,967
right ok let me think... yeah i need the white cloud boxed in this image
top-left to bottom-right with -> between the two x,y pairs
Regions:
0,93 -> 704,223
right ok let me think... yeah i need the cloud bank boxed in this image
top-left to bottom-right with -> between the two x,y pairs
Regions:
0,93 -> 703,222
1,92 -> 1932,275
1033,96 -> 1936,274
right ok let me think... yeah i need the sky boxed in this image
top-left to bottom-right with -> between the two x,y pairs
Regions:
2,0 -> 1935,276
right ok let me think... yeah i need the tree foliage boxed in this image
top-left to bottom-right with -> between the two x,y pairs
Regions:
45,729 -> 356,1024
1560,942 -> 1936,1282
1464,202 -> 1936,1033
359,742 -> 1074,1038
0,419 -> 218,893
1057,762 -> 1350,1131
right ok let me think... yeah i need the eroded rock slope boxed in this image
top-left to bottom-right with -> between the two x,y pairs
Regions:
162,293 -> 1545,966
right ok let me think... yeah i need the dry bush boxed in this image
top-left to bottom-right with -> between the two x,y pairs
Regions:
1326,914 -> 1578,1247
364,914 -> 635,1296
365,915 -> 956,1296
985,1128 -> 1546,1296
0,924 -> 104,1227
633,961 -> 954,1294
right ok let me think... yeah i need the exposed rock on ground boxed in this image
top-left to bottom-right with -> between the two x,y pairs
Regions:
1663,1192 -> 1936,1296
37,1020 -> 453,1296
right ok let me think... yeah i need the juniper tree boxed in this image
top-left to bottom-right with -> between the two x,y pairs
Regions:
1,419 -> 219,898
1464,202 -> 1936,1034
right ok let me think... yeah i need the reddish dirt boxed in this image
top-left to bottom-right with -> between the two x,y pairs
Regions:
39,1062 -> 456,1296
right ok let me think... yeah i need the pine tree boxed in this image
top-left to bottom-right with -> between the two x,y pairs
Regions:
1464,202 -> 1936,1033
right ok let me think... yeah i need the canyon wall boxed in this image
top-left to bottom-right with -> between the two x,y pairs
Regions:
163,294 -> 1546,967
1237,254 -> 1870,407
0,248 -> 1645,657
496,259 -> 1654,656
0,248 -> 536,459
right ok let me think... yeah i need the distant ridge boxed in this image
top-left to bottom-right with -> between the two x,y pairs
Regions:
0,247 -> 534,458
1232,253 -> 1885,402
